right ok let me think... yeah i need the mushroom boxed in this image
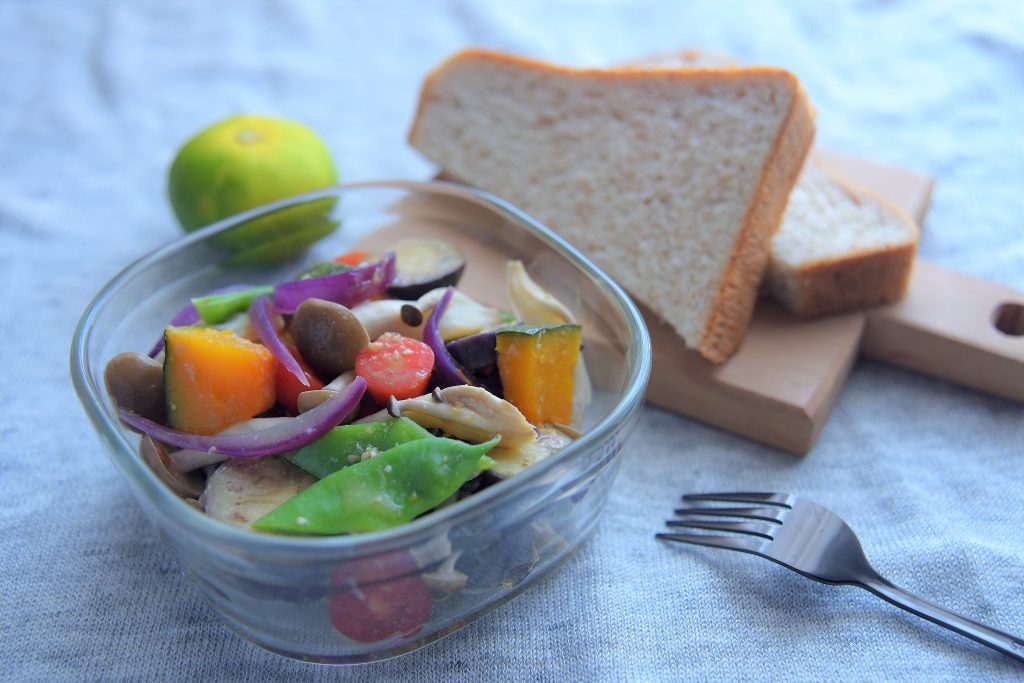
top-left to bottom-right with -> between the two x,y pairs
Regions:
290,298 -> 369,378
487,425 -> 573,480
104,352 -> 165,423
506,260 -> 575,325
505,261 -> 591,428
417,287 -> 509,341
167,417 -> 292,472
421,551 -> 468,594
409,533 -> 468,594
139,435 -> 204,498
200,456 -> 316,528
351,287 -> 508,342
351,299 -> 424,341
361,385 -> 536,449
295,370 -> 358,414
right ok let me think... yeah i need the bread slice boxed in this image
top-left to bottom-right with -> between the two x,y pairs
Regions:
767,157 -> 919,317
409,49 -> 815,363
621,49 -> 920,317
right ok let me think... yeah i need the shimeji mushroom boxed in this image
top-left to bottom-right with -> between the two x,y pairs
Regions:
200,456 -> 316,528
352,287 -> 508,343
139,435 -> 204,498
359,385 -> 575,480
362,385 -> 537,450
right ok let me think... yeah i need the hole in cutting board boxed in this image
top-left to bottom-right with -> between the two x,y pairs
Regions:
992,302 -> 1024,336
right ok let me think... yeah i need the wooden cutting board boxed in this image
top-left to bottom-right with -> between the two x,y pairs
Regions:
645,149 -> 1024,454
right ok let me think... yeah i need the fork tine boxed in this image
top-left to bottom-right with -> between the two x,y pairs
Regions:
665,519 -> 776,539
656,532 -> 768,554
673,506 -> 786,523
682,492 -> 795,507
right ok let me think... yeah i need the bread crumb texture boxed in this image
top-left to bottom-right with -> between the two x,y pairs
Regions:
768,160 -> 919,317
410,50 -> 814,362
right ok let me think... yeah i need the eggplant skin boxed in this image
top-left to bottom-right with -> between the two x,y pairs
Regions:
445,331 -> 503,397
386,238 -> 466,300
445,331 -> 497,371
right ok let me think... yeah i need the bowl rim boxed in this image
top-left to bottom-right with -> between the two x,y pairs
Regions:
71,179 -> 652,557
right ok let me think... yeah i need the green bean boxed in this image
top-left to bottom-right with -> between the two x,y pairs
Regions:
252,436 -> 498,535
284,418 -> 433,479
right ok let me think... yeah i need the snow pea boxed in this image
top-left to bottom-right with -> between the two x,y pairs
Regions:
284,417 -> 433,479
191,285 -> 273,324
252,436 -> 498,535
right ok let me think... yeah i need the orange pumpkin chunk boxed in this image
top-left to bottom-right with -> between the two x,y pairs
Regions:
495,324 -> 581,425
163,326 -> 276,435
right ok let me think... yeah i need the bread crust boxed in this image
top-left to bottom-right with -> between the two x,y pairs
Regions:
769,160 -> 920,318
697,78 -> 815,361
409,48 -> 816,363
776,243 -> 916,317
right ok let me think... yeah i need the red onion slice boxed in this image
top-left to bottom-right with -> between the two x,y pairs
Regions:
249,294 -> 308,387
272,253 -> 396,315
118,377 -> 367,458
423,286 -> 471,388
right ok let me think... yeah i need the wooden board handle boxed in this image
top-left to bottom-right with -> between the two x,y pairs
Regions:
862,260 -> 1024,403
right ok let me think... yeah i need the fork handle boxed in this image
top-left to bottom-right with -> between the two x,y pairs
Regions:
860,576 -> 1024,662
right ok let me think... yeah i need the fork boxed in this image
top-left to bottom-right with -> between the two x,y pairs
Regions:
657,492 -> 1024,662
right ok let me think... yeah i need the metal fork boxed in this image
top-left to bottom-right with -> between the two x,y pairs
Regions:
657,492 -> 1024,662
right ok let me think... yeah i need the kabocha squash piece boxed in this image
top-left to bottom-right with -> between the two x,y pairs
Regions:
495,324 -> 581,425
164,326 -> 276,435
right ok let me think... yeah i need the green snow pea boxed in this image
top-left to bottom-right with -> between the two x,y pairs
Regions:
189,262 -> 354,324
192,285 -> 273,324
252,436 -> 499,535
284,418 -> 433,479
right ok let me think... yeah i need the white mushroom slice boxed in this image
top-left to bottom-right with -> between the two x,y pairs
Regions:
505,261 -> 592,428
365,385 -> 537,449
352,288 -> 508,342
296,370 -> 358,414
416,288 -> 509,341
409,532 -> 455,568
200,456 -> 316,528
168,418 -> 292,472
489,425 -> 574,479
351,299 -> 425,341
421,551 -> 468,594
506,260 -> 575,325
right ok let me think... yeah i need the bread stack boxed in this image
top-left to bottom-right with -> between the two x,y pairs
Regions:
408,49 -> 917,362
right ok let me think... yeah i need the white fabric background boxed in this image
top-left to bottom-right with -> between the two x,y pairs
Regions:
2,1 -> 1023,680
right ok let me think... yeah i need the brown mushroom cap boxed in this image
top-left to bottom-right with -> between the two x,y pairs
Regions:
104,352 -> 165,423
290,299 -> 369,378
139,435 -> 204,498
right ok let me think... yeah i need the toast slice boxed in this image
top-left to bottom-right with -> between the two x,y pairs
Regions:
622,49 -> 920,317
408,49 -> 815,362
767,157 -> 919,316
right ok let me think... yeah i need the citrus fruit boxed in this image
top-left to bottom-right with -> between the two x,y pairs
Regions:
168,115 -> 339,265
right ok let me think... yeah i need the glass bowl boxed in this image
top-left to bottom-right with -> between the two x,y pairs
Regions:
71,180 -> 651,663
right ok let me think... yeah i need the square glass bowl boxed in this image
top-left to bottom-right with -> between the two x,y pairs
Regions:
71,180 -> 651,663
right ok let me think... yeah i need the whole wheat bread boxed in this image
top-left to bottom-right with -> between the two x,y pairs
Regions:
767,157 -> 918,316
625,49 -> 920,317
408,49 -> 815,363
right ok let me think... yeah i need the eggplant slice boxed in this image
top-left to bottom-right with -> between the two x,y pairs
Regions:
387,238 -> 466,300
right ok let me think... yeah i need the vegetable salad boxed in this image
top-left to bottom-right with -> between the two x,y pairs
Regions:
105,238 -> 589,537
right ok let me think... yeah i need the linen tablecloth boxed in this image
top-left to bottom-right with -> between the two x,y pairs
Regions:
3,1 -> 1022,680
